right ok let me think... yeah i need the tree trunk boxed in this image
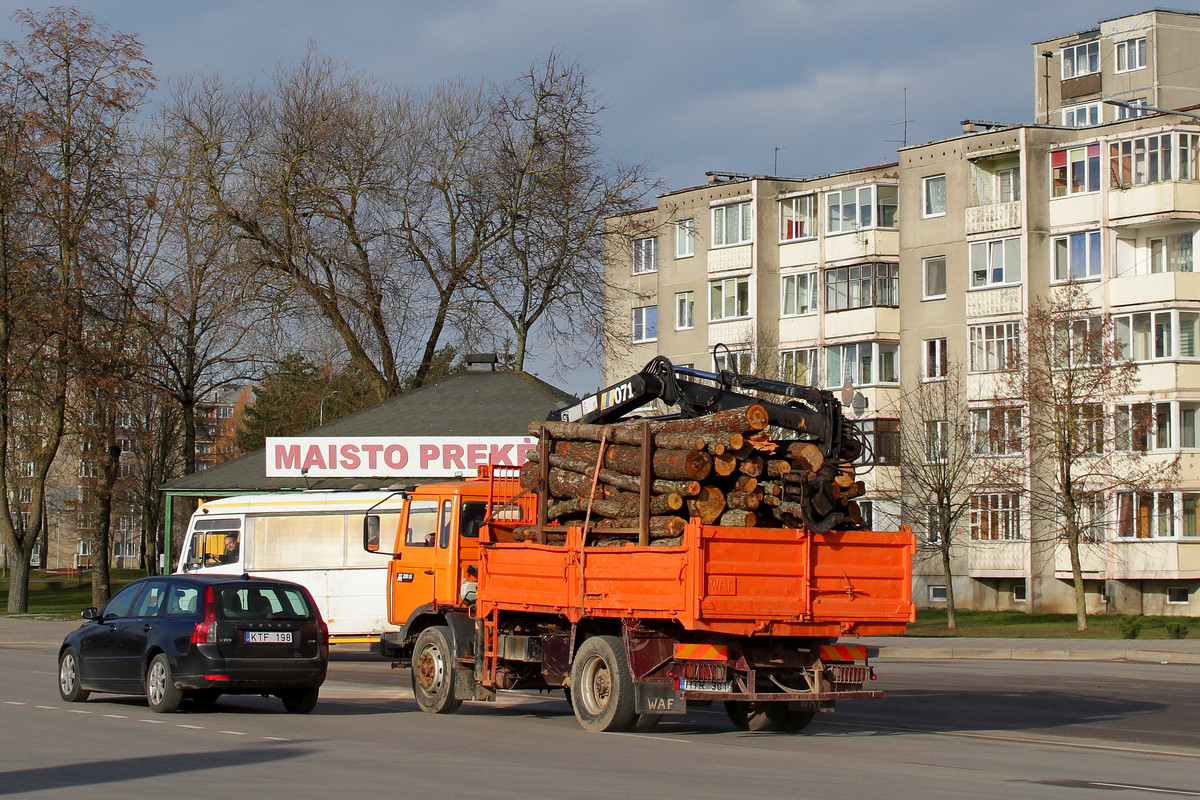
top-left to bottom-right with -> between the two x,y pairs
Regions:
1066,522 -> 1088,632
6,548 -> 30,612
941,537 -> 956,630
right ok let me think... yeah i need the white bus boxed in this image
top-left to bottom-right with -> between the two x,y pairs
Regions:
176,491 -> 404,643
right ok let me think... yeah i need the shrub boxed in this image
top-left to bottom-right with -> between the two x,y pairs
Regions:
1119,618 -> 1142,639
1165,621 -> 1189,639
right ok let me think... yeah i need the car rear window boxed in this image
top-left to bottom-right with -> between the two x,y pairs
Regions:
216,584 -> 315,621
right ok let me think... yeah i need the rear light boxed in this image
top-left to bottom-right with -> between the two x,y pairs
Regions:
203,675 -> 230,681
191,585 -> 218,644
318,614 -> 329,646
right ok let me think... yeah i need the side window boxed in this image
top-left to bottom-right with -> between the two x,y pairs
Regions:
166,584 -> 200,617
102,581 -> 146,620
405,500 -> 440,547
131,581 -> 170,617
460,501 -> 487,539
438,500 -> 453,549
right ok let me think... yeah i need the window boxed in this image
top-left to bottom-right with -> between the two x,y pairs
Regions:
1052,316 -> 1102,368
1053,231 -> 1101,281
780,195 -> 816,241
854,419 -> 899,465
824,263 -> 898,311
1061,41 -> 1099,79
632,237 -> 658,274
1180,134 -> 1200,181
1116,491 -> 1176,538
1168,586 -> 1190,605
1115,37 -> 1147,72
215,406 -> 233,420
928,585 -> 948,602
78,460 -> 99,479
922,175 -> 946,217
999,167 -> 1021,203
1075,403 -> 1105,455
674,291 -> 694,330
780,347 -> 818,386
1051,144 -> 1101,197
970,407 -> 1021,456
825,341 -> 898,387
1150,234 -> 1193,273
969,237 -> 1021,288
709,276 -> 750,321
971,493 -> 1021,540
116,412 -> 135,428
924,338 -> 948,380
1062,103 -> 1100,128
16,486 -> 32,504
781,272 -> 817,316
924,505 -> 943,546
1013,581 -> 1027,602
632,306 -> 657,343
675,219 -> 695,258
1114,310 -> 1195,361
1076,493 -> 1106,543
712,201 -> 752,247
825,184 -> 897,234
1116,402 -> 1172,451
923,256 -> 946,299
968,322 -> 1019,372
19,460 -> 33,478
713,348 -> 752,374
1182,402 -> 1200,449
924,420 -> 948,464
1115,98 -> 1148,120
1111,135 -> 1172,187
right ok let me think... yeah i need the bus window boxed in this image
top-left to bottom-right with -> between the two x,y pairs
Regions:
406,501 -> 439,547
187,517 -> 242,567
438,500 -> 452,548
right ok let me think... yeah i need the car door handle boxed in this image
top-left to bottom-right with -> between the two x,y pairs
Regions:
143,624 -> 153,632
423,570 -> 434,575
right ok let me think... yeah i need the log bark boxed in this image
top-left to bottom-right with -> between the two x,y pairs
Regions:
765,459 -> 792,479
733,475 -> 758,494
533,452 -> 701,496
592,515 -> 688,538
725,490 -> 761,511
555,441 -> 712,481
531,420 -> 708,451
784,442 -> 825,472
738,455 -> 764,477
718,509 -> 757,527
654,405 -> 769,436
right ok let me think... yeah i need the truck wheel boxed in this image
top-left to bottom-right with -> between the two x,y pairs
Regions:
58,647 -> 89,702
725,701 -> 814,732
412,626 -> 463,714
570,635 -> 636,732
146,654 -> 183,713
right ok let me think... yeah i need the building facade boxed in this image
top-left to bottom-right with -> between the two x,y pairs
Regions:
605,9 -> 1200,615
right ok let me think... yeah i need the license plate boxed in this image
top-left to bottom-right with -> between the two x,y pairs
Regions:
678,679 -> 732,692
245,631 -> 293,644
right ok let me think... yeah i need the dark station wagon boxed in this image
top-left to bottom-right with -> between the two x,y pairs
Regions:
57,574 -> 329,713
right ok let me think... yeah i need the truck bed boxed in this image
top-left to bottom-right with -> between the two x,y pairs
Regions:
477,519 -> 915,637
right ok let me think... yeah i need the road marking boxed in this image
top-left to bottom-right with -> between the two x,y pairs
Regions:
176,725 -> 205,730
139,719 -> 166,725
1093,783 -> 1200,796
102,714 -> 128,719
218,730 -> 247,736
4,701 -> 26,706
262,736 -> 290,741
35,705 -> 55,709
67,710 -> 91,714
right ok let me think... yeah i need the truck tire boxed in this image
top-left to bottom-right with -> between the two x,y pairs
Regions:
412,626 -> 463,714
724,701 -> 815,732
570,635 -> 636,732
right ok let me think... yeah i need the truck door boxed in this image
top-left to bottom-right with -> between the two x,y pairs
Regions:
388,499 -> 441,623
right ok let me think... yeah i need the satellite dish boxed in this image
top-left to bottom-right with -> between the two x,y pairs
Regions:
840,380 -> 855,407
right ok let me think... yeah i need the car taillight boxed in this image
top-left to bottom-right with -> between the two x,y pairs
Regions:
191,585 -> 218,644
318,614 -> 329,646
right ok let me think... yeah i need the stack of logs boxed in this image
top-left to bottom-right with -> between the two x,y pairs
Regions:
513,404 -> 866,546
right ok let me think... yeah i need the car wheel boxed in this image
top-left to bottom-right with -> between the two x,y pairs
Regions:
280,688 -> 319,714
58,647 -> 89,702
145,654 -> 183,713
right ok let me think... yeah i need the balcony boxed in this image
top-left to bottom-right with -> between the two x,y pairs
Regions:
965,201 -> 1020,234
1110,539 -> 1200,579
707,244 -> 751,274
1109,271 -> 1200,307
1109,181 -> 1200,224
965,285 -> 1022,318
967,540 -> 1027,577
1052,541 -> 1107,578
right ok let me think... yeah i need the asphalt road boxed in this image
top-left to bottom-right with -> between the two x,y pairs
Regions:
4,638 -> 1200,800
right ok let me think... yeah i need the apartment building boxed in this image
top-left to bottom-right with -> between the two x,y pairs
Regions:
604,166 -> 904,530
606,9 -> 1200,616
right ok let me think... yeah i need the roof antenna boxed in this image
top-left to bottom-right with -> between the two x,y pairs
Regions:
887,88 -> 912,149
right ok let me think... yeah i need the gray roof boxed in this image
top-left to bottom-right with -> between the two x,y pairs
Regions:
162,369 -> 576,494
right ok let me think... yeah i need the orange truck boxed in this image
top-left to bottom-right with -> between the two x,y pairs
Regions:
366,358 -> 916,733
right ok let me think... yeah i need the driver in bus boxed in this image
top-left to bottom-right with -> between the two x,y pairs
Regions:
216,533 -> 239,564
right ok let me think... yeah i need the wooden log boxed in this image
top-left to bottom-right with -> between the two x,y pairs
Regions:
738,455 -> 764,478
686,485 -> 726,525
530,420 -> 708,452
592,515 -> 687,538
756,480 -> 781,496
718,509 -> 757,527
536,452 -> 701,496
765,459 -> 792,479
746,433 -> 778,454
725,490 -> 761,511
785,442 -> 825,472
834,469 -> 856,489
712,451 -> 738,477
542,467 -> 619,500
706,441 -> 726,456
654,405 -> 769,436
733,475 -> 758,494
512,527 -> 567,544
552,441 -> 710,481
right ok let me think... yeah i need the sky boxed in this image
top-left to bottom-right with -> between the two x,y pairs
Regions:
2,0 -> 1192,392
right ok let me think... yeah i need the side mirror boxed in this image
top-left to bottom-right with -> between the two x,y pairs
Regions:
364,515 -> 380,552
81,607 -> 99,621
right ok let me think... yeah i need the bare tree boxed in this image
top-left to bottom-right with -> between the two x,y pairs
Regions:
0,7 -> 152,611
472,54 -> 653,373
896,364 -> 1010,629
1009,280 -> 1177,631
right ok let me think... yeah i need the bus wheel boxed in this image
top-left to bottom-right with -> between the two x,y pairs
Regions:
570,635 -> 636,732
412,626 -> 462,714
